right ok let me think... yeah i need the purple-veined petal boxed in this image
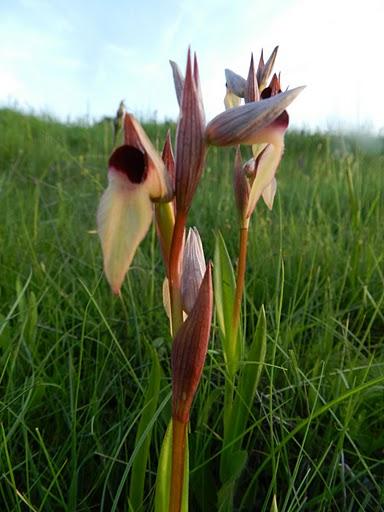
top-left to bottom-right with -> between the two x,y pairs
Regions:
261,177 -> 277,210
205,86 -> 305,147
97,170 -> 153,295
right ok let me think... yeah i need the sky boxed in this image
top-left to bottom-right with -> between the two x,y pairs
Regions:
1,0 -> 383,132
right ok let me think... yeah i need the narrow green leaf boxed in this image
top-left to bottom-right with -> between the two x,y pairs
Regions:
25,291 -> 38,349
129,345 -> 161,511
221,306 -> 267,481
155,419 -> 189,512
220,449 -> 247,484
271,495 -> 278,512
230,305 -> 267,444
213,231 -> 240,375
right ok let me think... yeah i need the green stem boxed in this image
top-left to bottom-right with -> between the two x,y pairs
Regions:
220,223 -> 249,501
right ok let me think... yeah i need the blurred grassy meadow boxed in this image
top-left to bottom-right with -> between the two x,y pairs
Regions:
0,107 -> 384,511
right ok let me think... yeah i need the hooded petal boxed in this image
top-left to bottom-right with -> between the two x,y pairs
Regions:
225,69 -> 246,97
205,86 -> 305,147
97,170 -> 153,295
123,114 -> 173,202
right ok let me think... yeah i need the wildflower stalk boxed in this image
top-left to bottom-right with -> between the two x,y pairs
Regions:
230,224 -> 249,352
223,222 -> 249,435
169,419 -> 187,512
169,210 -> 187,335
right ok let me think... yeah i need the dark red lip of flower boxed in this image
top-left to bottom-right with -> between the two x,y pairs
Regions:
108,145 -> 148,184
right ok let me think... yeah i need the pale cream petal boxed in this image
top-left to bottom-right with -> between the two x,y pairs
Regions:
97,173 -> 153,295
261,177 -> 277,210
162,277 -> 172,320
162,277 -> 187,336
246,142 -> 283,217
224,89 -> 241,110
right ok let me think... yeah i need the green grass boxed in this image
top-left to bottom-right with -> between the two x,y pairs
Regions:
0,107 -> 383,511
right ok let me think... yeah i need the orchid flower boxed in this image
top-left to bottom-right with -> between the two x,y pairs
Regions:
97,114 -> 173,295
206,49 -> 304,221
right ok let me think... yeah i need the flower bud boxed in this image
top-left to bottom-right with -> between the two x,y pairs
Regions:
174,49 -> 206,214
233,147 -> 250,223
181,227 -> 206,313
172,263 -> 213,423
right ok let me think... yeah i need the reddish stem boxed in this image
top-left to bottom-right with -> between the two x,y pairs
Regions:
231,227 -> 249,349
168,210 -> 187,335
169,418 -> 187,512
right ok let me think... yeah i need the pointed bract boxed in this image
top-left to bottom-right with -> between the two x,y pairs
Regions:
175,49 -> 206,214
258,46 -> 279,91
172,263 -> 213,423
244,54 -> 260,103
162,130 -> 176,190
170,60 -> 185,107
